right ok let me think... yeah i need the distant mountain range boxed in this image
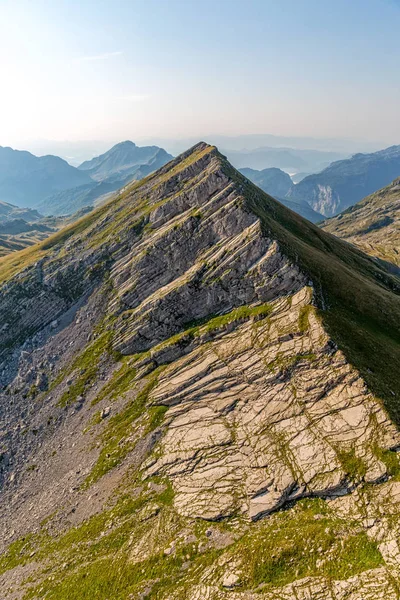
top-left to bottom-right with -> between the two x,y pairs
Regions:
1,140 -> 399,224
0,200 -> 42,223
0,142 -> 173,217
228,147 -> 346,173
0,146 -> 91,208
78,140 -> 171,182
289,145 -> 400,217
143,133 -> 380,155
321,177 -> 400,267
239,167 -> 323,223
40,141 -> 173,216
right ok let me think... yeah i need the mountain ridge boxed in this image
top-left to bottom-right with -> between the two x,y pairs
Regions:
0,146 -> 92,208
0,142 -> 400,598
289,145 -> 400,217
77,140 -> 173,182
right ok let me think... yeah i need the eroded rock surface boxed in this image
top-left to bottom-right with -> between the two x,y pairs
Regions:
146,286 -> 399,520
0,143 -> 399,599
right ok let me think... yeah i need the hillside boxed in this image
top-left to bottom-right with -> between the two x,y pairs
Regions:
0,202 -> 53,257
0,208 -> 95,258
0,146 -> 92,208
78,140 -> 173,182
0,143 -> 400,599
0,200 -> 42,224
38,142 -> 173,216
289,145 -> 400,217
239,167 -> 324,222
0,220 -> 55,257
321,178 -> 400,266
239,167 -> 293,197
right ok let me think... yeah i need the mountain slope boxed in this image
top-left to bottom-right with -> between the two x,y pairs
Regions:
0,146 -> 92,208
0,202 -> 52,257
321,178 -> 400,266
0,200 -> 42,224
78,140 -> 173,182
289,145 -> 400,217
38,142 -> 173,216
239,167 -> 324,222
0,143 -> 400,599
239,167 -> 293,197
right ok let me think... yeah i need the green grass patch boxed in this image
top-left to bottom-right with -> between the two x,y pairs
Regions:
83,366 -> 166,487
57,329 -> 114,407
298,304 -> 314,332
336,447 -> 367,481
90,357 -> 137,407
268,351 -> 317,373
152,302 -> 272,357
0,535 -> 36,576
373,445 -> 400,479
231,498 -> 382,590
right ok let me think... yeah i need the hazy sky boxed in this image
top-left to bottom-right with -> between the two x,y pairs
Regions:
1,0 -> 399,149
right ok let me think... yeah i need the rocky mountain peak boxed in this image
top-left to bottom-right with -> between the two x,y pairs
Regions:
0,143 -> 400,598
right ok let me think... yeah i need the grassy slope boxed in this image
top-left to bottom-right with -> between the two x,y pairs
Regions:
321,178 -> 400,267
221,156 -> 400,424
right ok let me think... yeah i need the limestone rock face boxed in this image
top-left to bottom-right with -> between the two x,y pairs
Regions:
146,286 -> 399,520
0,142 -> 399,599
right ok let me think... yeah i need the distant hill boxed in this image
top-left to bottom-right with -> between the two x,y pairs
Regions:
225,146 -> 345,173
0,146 -> 92,208
39,141 -> 173,216
321,177 -> 400,266
0,206 -> 95,258
0,200 -> 42,223
277,197 -> 324,223
240,167 -> 323,223
239,167 -> 293,197
78,141 -> 172,182
0,218 -> 52,236
289,145 -> 400,217
0,217 -> 55,257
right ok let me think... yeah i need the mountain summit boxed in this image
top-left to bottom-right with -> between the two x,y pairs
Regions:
38,141 -> 173,216
78,140 -> 173,183
0,143 -> 400,599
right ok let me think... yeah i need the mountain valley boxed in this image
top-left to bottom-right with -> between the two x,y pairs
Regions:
321,178 -> 400,267
239,167 -> 324,222
289,146 -> 400,217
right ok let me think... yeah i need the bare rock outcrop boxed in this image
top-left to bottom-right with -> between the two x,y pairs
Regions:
0,143 -> 399,599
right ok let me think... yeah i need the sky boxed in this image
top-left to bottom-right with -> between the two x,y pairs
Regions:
0,0 -> 399,152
